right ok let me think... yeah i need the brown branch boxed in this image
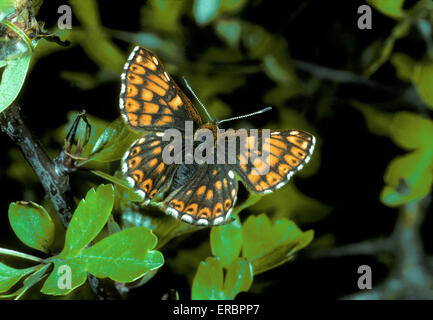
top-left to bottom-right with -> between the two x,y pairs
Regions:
0,103 -> 74,227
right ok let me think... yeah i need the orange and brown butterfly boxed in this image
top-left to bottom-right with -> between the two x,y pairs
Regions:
120,46 -> 316,226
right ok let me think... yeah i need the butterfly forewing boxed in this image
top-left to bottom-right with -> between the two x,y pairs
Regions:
119,46 -> 202,132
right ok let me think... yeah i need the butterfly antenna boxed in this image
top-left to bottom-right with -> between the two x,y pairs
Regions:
183,77 -> 214,122
216,107 -> 272,125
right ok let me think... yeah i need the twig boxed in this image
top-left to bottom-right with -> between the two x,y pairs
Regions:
0,103 -> 74,227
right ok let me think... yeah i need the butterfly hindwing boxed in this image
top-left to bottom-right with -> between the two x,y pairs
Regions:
119,46 -> 202,132
163,164 -> 238,226
122,132 -> 178,203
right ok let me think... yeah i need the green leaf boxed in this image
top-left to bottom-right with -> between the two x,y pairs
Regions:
40,259 -> 87,296
194,0 -> 221,25
389,112 -> 433,150
83,227 -> 164,282
391,53 -> 416,82
215,19 -> 241,47
381,150 -> 433,207
223,257 -> 253,299
367,0 -> 406,19
242,214 -> 314,274
41,227 -> 164,295
0,54 -> 31,112
141,0 -> 187,34
191,257 -> 225,300
353,101 -> 393,137
61,184 -> 114,257
210,213 -> 242,268
1,263 -> 52,299
412,61 -> 433,109
0,263 -> 37,293
88,117 -> 143,163
8,201 -> 55,253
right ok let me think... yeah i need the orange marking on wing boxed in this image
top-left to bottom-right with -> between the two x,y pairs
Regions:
149,158 -> 158,167
253,157 -> 268,174
268,154 -> 279,167
129,64 -> 146,75
284,154 -> 300,166
155,115 -> 173,126
224,199 -> 232,210
131,170 -> 144,183
141,178 -> 153,192
141,88 -> 154,101
149,189 -> 157,199
215,181 -> 222,190
127,73 -> 143,85
238,154 -> 248,164
146,81 -> 166,96
270,138 -> 287,149
139,114 -> 152,126
223,178 -> 228,188
267,144 -> 282,156
128,156 -> 141,169
198,208 -> 212,218
241,164 -> 247,171
169,199 -> 184,211
186,190 -> 193,196
152,147 -> 162,154
266,171 -> 282,186
245,135 -> 256,149
206,190 -> 213,200
150,140 -> 160,147
259,181 -> 270,190
184,203 -> 198,216
212,169 -> 218,175
130,146 -> 141,157
168,95 -> 183,110
213,203 -> 224,217
163,107 -> 172,114
231,189 -> 236,198
148,74 -> 169,90
128,113 -> 138,126
197,186 -> 206,196
248,172 -> 260,184
287,136 -> 310,150
278,164 -> 291,176
141,59 -> 157,71
159,98 -> 167,105
291,146 -> 307,159
143,102 -> 159,113
126,84 -> 138,97
156,162 -> 164,174
125,98 -> 140,112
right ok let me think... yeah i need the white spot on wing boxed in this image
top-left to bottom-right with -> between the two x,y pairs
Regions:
166,207 -> 179,218
164,71 -> 170,81
152,56 -> 159,65
181,215 -> 193,224
126,176 -> 135,187
213,217 -> 224,225
228,170 -> 235,179
276,182 -> 285,189
271,132 -> 280,135
196,219 -> 209,226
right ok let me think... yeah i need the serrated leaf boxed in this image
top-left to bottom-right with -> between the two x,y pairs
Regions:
210,213 -> 242,268
0,54 -> 31,112
88,117 -> 143,163
192,257 -> 225,300
0,263 -> 37,293
242,214 -> 314,274
61,184 -> 114,257
223,257 -> 253,299
83,227 -> 164,282
8,201 -> 55,253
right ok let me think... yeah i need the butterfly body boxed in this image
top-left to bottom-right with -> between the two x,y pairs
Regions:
120,47 -> 316,226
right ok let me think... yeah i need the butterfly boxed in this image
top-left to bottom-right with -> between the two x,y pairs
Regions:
119,46 -> 316,226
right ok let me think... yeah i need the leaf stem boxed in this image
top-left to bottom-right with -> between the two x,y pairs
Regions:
0,247 -> 44,263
